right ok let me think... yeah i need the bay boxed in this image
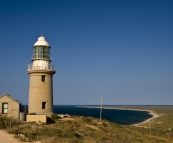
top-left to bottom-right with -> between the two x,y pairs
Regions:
53,105 -> 152,125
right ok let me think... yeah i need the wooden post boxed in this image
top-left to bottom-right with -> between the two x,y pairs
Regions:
100,95 -> 102,123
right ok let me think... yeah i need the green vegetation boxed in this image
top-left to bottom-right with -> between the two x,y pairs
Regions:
51,113 -> 61,120
1,106 -> 173,143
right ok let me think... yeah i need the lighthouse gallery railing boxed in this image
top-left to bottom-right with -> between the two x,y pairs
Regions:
28,64 -> 55,70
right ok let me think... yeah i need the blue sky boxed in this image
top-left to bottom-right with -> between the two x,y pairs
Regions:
0,0 -> 173,105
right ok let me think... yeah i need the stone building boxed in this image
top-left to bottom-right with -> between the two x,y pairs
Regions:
0,94 -> 24,120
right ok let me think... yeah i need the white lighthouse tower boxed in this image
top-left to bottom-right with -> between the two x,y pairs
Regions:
27,36 -> 56,116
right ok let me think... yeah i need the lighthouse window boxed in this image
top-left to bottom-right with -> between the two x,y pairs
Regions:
42,75 -> 45,82
42,102 -> 46,109
33,46 -> 50,59
2,103 -> 8,114
43,47 -> 49,59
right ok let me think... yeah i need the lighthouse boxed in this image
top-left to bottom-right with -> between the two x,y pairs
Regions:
27,36 -> 56,116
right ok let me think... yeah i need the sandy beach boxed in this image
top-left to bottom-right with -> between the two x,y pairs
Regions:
77,106 -> 159,126
132,109 -> 158,126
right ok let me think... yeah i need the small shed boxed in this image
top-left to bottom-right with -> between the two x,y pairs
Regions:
0,94 -> 23,120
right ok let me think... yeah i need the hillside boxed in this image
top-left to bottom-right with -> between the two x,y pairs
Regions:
1,106 -> 173,143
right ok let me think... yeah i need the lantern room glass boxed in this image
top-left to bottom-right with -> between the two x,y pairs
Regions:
33,46 -> 50,59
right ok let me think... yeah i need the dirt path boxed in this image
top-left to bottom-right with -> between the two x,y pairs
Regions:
0,129 -> 20,143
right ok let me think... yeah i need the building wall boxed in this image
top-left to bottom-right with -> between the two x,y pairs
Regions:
28,70 -> 54,116
26,115 -> 47,123
0,96 -> 20,119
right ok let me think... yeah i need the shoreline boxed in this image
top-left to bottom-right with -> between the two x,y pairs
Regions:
132,109 -> 158,126
76,106 -> 159,126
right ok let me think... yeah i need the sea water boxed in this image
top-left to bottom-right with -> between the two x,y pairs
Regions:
53,105 -> 152,125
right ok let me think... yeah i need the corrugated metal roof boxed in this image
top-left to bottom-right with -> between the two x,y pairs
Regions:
0,94 -> 21,104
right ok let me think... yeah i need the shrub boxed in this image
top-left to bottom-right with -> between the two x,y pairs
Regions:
0,114 -> 19,129
102,122 -> 108,127
82,117 -> 92,123
51,114 -> 60,121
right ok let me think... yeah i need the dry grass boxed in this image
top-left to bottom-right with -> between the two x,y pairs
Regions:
2,106 -> 173,143
60,117 -> 74,121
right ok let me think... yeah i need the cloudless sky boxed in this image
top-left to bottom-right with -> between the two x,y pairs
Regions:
0,0 -> 173,105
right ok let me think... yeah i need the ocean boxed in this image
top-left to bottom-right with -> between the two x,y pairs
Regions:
53,105 -> 152,125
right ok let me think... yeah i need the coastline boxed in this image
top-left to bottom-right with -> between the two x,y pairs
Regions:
76,106 -> 159,126
132,109 -> 158,126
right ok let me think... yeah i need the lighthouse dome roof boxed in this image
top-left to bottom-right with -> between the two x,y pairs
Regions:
34,36 -> 50,46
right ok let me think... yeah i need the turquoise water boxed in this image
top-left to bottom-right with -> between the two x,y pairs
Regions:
53,105 -> 152,125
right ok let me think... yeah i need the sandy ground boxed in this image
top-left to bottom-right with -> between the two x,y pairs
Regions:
0,130 -> 20,143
